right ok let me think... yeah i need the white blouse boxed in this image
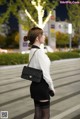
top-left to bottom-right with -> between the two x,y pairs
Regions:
29,48 -> 55,92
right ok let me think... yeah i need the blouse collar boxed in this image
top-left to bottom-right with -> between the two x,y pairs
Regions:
31,45 -> 40,49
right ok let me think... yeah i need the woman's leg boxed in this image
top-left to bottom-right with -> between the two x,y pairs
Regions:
34,100 -> 42,119
39,100 -> 50,119
34,100 -> 50,119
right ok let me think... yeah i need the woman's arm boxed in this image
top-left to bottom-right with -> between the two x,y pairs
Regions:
37,49 -> 55,93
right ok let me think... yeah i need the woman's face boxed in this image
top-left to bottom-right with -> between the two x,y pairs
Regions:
39,34 -> 45,44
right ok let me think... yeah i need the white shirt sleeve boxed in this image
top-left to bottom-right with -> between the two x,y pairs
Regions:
37,49 -> 55,92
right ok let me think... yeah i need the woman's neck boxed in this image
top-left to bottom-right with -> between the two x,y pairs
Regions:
33,42 -> 40,47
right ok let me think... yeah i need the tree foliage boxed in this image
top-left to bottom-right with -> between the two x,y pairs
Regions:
67,3 -> 80,39
0,30 -> 19,48
0,34 -> 6,48
0,0 -> 59,29
56,31 -> 69,47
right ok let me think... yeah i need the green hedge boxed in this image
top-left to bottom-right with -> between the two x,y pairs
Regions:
47,53 -> 60,61
53,52 -> 80,59
0,51 -> 80,65
0,53 -> 29,65
72,49 -> 80,53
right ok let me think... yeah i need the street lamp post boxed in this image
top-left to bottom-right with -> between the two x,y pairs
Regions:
68,23 -> 72,51
69,33 -> 72,51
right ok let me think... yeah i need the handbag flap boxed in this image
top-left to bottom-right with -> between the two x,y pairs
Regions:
22,66 -> 43,78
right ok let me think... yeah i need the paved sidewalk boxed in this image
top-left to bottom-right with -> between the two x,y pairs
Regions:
0,58 -> 80,119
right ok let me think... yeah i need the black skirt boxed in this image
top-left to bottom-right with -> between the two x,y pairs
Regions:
30,78 -> 50,100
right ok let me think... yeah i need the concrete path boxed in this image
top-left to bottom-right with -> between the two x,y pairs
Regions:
0,58 -> 80,119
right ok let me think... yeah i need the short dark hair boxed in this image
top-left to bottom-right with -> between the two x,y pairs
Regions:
24,27 -> 43,45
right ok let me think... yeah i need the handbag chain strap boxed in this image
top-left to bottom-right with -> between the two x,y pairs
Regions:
28,49 -> 38,67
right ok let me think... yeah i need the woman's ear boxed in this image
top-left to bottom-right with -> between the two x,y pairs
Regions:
36,37 -> 39,41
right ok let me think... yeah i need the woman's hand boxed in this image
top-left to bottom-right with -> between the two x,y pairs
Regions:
49,90 -> 55,97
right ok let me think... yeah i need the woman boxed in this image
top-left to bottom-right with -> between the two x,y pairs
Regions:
25,27 -> 55,119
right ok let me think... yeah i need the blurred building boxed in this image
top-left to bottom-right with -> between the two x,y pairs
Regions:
44,21 -> 74,37
0,23 -> 10,36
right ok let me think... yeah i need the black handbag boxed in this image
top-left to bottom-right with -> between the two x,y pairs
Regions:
21,50 -> 43,83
